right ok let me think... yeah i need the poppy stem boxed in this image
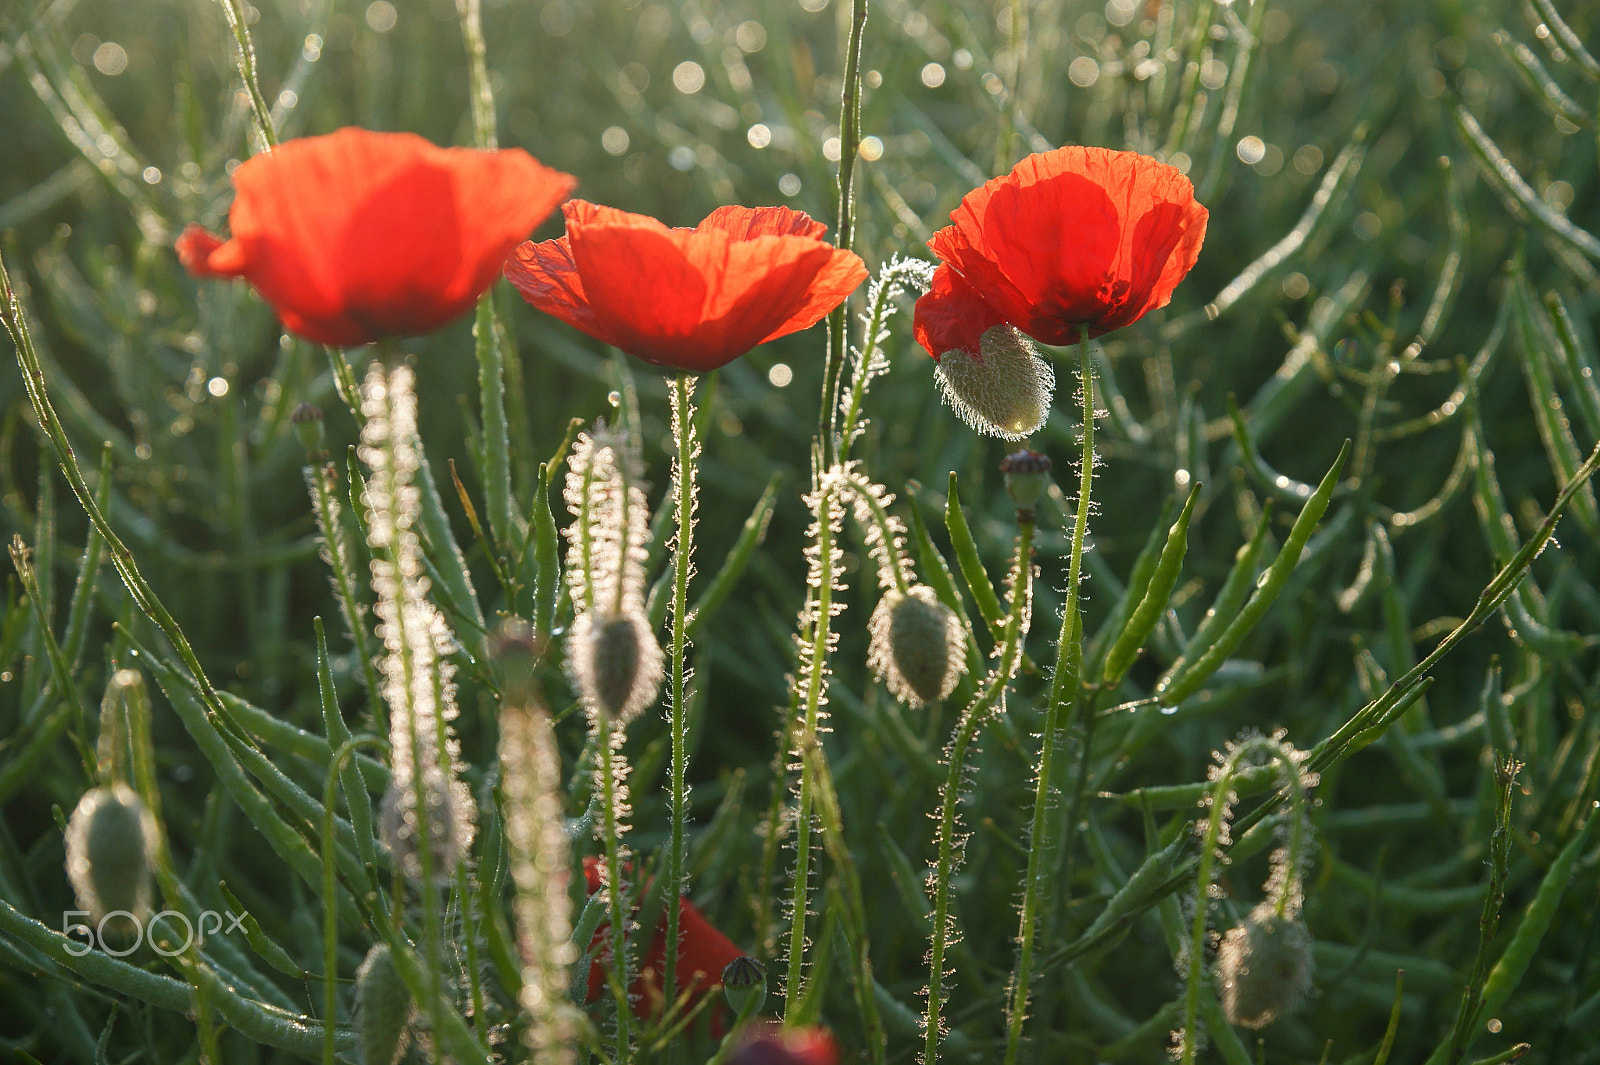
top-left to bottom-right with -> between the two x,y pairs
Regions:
818,0 -> 868,467
214,0 -> 278,149
1004,329 -> 1095,1065
597,713 -> 634,1064
663,371 -> 699,1029
927,512 -> 1034,1065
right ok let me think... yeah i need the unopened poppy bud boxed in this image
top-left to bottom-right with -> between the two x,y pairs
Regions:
569,608 -> 663,725
379,775 -> 477,884
64,782 -> 158,939
722,955 -> 767,1018
488,617 -> 544,704
290,401 -> 324,455
356,942 -> 414,1065
1214,903 -> 1314,1029
867,585 -> 965,706
933,324 -> 1054,440
1000,449 -> 1053,515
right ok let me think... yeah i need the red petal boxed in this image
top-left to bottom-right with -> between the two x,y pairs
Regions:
696,204 -> 829,241
912,263 -> 1007,360
189,128 -> 573,345
929,145 -> 1206,342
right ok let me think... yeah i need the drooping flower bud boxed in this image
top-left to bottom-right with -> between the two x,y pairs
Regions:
999,448 -> 1053,518
932,324 -> 1054,440
356,942 -> 414,1065
568,607 -> 663,725
722,955 -> 767,1019
378,774 -> 477,885
1214,902 -> 1314,1029
64,782 -> 158,939
867,585 -> 966,706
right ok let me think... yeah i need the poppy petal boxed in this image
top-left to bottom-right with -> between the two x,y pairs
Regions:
912,263 -> 1008,360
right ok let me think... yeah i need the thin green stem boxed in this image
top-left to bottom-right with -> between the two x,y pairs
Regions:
784,474 -> 838,1019
216,0 -> 278,148
927,515 -> 1034,1065
1004,332 -> 1095,1065
663,372 -> 698,1018
598,716 -> 633,1064
455,0 -> 499,150
323,736 -> 388,1065
306,461 -> 383,722
819,0 -> 868,465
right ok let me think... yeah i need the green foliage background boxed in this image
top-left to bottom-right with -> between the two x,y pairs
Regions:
2,0 -> 1599,1062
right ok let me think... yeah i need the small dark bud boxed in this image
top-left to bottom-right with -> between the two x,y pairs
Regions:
722,955 -> 767,1018
1000,448 -> 1052,514
291,401 -> 325,455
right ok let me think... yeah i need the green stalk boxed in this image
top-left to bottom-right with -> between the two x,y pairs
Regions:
598,716 -> 633,1064
819,0 -> 868,463
927,514 -> 1034,1065
784,472 -> 838,1019
663,371 -> 699,1017
215,0 -> 278,148
1004,332 -> 1094,1065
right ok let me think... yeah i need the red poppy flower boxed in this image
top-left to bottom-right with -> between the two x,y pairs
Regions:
582,857 -> 744,1032
176,128 -> 576,346
504,200 -> 867,372
913,146 -> 1207,360
728,1023 -> 839,1065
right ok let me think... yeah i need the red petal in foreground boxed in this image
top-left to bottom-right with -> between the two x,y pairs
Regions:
178,128 -> 575,346
505,200 -> 867,372
727,1023 -> 840,1065
913,145 -> 1207,357
582,857 -> 745,1034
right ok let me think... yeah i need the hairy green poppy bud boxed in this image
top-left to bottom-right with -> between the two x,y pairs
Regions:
867,585 -> 966,706
356,942 -> 414,1065
999,448 -> 1053,516
933,324 -> 1054,440
568,607 -> 663,725
1214,903 -> 1314,1029
64,782 -> 158,939
722,955 -> 767,1019
379,774 -> 477,884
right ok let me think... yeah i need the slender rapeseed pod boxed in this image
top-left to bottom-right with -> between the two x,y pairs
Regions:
359,364 -> 476,884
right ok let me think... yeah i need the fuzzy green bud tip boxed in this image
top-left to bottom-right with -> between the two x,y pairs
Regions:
999,448 -> 1052,513
722,955 -> 767,1017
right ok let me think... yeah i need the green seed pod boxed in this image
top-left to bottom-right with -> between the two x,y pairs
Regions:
356,942 -> 414,1065
999,448 -> 1053,515
868,585 -> 966,706
1214,902 -> 1314,1029
722,955 -> 767,1019
64,782 -> 158,940
933,325 -> 1055,440
568,607 -> 663,725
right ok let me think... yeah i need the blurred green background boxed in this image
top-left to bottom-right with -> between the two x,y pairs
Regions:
3,0 -> 1600,1061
